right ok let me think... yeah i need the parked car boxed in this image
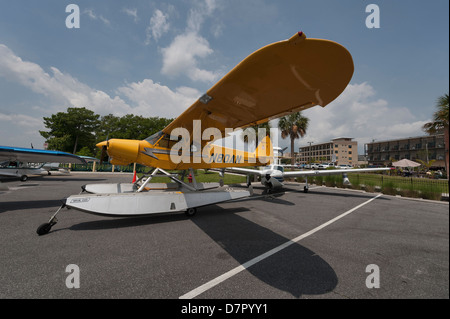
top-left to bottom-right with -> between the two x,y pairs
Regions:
338,164 -> 352,169
318,163 -> 330,169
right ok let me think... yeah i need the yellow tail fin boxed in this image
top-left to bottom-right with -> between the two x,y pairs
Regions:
254,135 -> 273,164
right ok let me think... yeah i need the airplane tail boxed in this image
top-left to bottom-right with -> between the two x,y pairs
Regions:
254,135 -> 273,164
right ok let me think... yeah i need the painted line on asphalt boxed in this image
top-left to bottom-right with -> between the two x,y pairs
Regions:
179,193 -> 382,299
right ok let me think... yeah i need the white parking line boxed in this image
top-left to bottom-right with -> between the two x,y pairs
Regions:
179,193 -> 382,299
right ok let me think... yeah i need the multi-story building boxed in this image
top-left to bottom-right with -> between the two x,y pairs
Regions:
365,133 -> 446,167
297,137 -> 357,166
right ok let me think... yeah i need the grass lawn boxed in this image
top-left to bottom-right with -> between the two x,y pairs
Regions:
138,169 -> 247,185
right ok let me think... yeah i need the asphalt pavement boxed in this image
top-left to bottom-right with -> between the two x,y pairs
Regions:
0,172 -> 448,300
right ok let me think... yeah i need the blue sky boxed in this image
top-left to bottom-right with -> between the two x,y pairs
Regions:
0,0 -> 448,155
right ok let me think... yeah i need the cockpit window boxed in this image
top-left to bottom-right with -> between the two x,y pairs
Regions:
276,166 -> 284,172
145,131 -> 163,145
146,131 -> 183,149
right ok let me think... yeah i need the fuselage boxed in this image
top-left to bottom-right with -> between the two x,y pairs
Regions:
0,162 -> 47,180
257,164 -> 285,189
98,131 -> 273,170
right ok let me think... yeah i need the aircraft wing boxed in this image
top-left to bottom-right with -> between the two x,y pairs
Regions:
283,167 -> 393,178
226,167 -> 392,177
0,146 -> 87,164
79,155 -> 100,163
0,170 -> 21,178
225,167 -> 263,175
162,32 -> 354,143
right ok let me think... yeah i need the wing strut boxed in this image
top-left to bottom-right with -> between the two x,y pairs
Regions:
36,203 -> 66,236
137,167 -> 197,192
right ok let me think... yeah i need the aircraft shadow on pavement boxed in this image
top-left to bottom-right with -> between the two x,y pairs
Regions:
282,184 -> 392,201
0,176 -> 108,184
67,207 -> 251,232
232,192 -> 296,207
0,199 -> 65,214
304,189 -> 391,201
56,201 -> 337,297
260,196 -> 296,206
31,176 -> 109,183
191,205 -> 338,298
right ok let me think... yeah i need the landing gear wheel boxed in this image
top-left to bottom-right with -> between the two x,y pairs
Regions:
304,186 -> 309,193
36,204 -> 64,236
185,207 -> 197,217
36,222 -> 54,236
20,175 -> 28,182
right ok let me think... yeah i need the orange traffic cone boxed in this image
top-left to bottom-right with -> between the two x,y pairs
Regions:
132,170 -> 137,183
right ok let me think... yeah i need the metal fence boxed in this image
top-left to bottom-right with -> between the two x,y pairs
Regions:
63,163 -> 150,173
347,174 -> 449,194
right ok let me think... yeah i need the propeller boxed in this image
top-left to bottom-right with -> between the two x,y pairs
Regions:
100,145 -> 107,165
99,135 -> 110,165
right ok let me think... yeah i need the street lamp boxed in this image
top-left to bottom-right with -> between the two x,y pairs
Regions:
307,141 -> 313,163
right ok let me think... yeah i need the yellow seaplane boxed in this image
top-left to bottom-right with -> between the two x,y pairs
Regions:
38,32 -> 357,235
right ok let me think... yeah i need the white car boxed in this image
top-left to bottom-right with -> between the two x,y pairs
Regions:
338,164 -> 352,169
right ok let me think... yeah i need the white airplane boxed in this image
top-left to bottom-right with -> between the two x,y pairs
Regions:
0,145 -> 86,181
226,164 -> 393,193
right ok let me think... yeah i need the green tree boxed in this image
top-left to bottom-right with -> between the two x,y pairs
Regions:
76,146 -> 95,157
422,93 -> 449,178
40,107 -> 174,158
94,114 -> 173,158
95,114 -> 173,142
278,112 -> 309,165
40,107 -> 100,154
423,94 -> 449,134
241,121 -> 272,148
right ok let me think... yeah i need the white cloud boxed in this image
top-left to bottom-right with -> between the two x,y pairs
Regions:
123,8 -> 138,23
161,32 -> 218,82
0,112 -> 42,129
160,0 -> 222,83
0,44 -> 130,115
300,82 -> 429,154
84,9 -> 110,26
145,9 -> 170,45
0,111 -> 46,147
117,79 -> 200,118
0,43 -> 199,120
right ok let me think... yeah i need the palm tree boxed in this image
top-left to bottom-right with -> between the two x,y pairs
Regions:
241,121 -> 271,148
278,112 -> 309,165
422,93 -> 449,178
